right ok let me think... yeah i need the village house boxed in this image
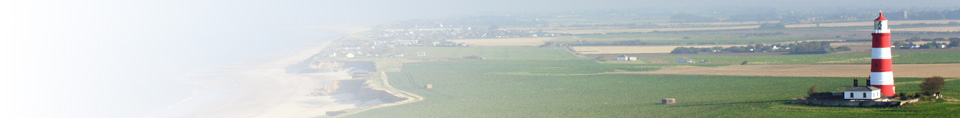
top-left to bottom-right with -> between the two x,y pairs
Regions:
346,53 -> 355,58
615,55 -> 637,61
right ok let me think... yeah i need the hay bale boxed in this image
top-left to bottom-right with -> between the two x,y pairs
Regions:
662,98 -> 676,104
425,84 -> 433,89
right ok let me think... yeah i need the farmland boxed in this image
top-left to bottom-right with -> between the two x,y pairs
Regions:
346,60 -> 960,118
610,63 -> 960,78
543,25 -> 759,34
553,30 -> 848,45
786,20 -> 960,28
334,12 -> 960,118
447,37 -> 557,46
572,45 -> 742,54
535,20 -> 960,34
634,50 -> 960,65
398,47 -> 579,60
896,26 -> 960,32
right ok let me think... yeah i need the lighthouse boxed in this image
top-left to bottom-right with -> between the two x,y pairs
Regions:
870,11 -> 895,97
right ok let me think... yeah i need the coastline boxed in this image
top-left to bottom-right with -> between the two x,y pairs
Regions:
178,38 -> 360,118
170,26 -> 423,117
330,71 -> 425,117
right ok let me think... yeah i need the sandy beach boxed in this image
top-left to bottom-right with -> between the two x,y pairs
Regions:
165,39 -> 360,118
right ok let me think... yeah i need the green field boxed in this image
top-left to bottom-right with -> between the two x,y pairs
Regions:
338,15 -> 960,118
399,47 -> 579,60
346,60 -> 960,118
640,50 -> 960,65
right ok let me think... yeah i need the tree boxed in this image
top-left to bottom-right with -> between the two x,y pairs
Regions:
808,86 -> 818,95
899,93 -> 908,100
920,76 -> 946,95
893,41 -> 908,49
949,37 -> 959,48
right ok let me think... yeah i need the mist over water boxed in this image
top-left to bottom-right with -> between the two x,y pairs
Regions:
2,0 -> 957,118
2,1 -> 366,117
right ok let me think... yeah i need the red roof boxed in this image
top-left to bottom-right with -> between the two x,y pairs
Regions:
875,12 -> 887,21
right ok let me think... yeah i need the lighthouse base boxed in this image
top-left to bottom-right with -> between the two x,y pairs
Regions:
872,85 -> 896,97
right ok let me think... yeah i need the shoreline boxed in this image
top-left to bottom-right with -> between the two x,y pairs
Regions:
329,71 -> 425,117
171,36 -> 367,118
177,27 -> 422,117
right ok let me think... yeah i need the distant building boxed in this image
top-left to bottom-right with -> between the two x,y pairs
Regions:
346,53 -> 355,58
343,47 -> 361,50
398,40 -> 419,45
615,55 -> 637,61
910,44 -> 920,49
677,58 -> 694,63
417,51 -> 426,56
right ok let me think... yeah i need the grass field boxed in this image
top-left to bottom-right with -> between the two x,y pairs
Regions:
399,47 -> 580,60
543,26 -> 759,34
613,64 -> 960,78
895,26 -> 960,32
447,37 -> 556,46
639,50 -> 960,65
572,45 -> 742,54
787,20 -> 960,28
557,31 -> 842,45
346,60 -> 960,118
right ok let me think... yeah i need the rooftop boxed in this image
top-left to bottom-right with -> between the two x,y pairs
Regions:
845,86 -> 880,91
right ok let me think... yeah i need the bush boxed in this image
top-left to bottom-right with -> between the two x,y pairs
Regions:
899,93 -> 908,100
807,86 -> 818,95
920,76 -> 945,95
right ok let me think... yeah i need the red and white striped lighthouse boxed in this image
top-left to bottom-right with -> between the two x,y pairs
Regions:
870,11 -> 895,97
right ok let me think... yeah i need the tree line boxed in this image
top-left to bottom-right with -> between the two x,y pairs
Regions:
893,37 -> 960,49
670,41 -> 850,54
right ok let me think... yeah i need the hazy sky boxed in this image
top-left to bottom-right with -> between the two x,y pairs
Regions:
1,0 -> 956,117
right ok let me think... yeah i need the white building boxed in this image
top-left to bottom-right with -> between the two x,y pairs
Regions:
843,86 -> 881,100
345,53 -> 355,58
615,55 -> 637,61
417,51 -> 427,56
